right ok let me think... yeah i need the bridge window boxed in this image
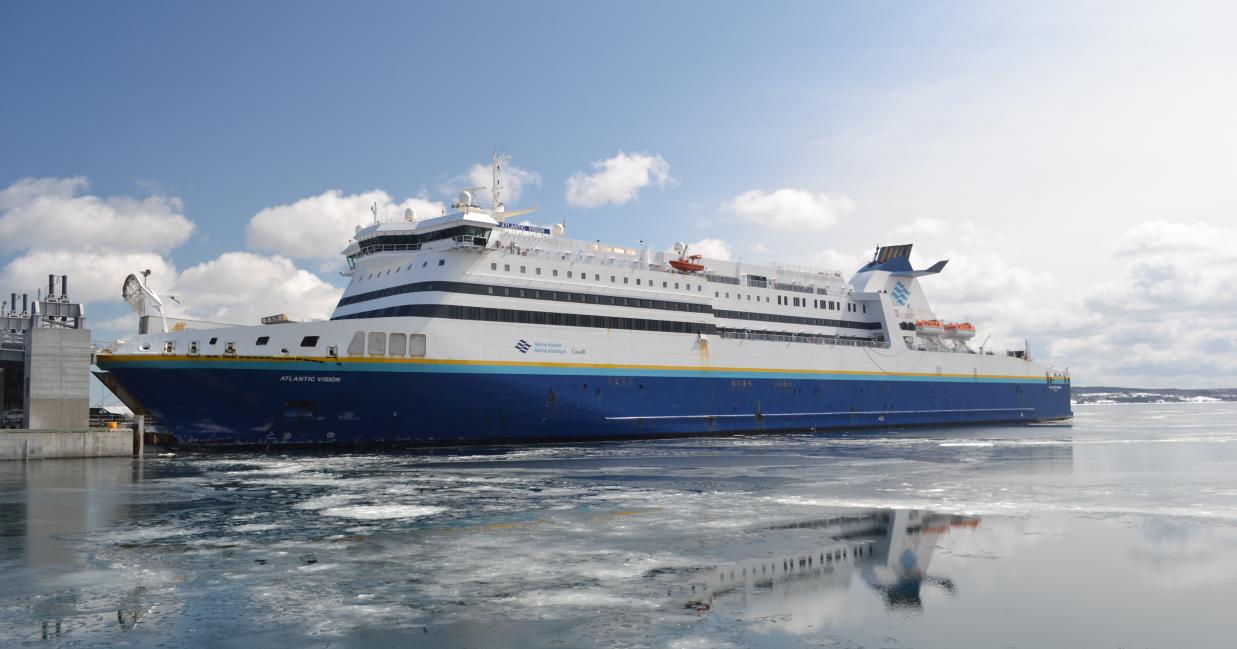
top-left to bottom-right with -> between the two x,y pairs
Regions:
409,333 -> 426,357
367,332 -> 387,356
388,332 -> 407,356
300,335 -> 319,347
255,336 -> 270,346
346,332 -> 365,356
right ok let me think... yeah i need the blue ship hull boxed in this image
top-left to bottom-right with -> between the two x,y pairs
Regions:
97,357 -> 1073,446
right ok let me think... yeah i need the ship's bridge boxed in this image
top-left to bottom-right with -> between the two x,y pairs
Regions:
344,210 -> 502,271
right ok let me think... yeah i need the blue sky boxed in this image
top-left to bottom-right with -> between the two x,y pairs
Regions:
3,1 -> 1236,388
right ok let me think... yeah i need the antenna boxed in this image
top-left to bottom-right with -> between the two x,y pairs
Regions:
370,202 -> 379,224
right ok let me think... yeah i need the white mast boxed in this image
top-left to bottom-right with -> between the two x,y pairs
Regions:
492,150 -> 509,212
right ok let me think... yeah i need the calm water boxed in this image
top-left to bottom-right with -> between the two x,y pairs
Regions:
2,403 -> 1236,648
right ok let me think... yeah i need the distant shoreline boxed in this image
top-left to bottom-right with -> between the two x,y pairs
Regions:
1072,386 -> 1237,405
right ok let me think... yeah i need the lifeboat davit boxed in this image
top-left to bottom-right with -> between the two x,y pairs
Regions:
944,322 -> 976,340
915,319 -> 945,336
669,254 -> 705,273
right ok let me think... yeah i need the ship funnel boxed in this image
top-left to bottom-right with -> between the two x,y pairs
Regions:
61,275 -> 68,299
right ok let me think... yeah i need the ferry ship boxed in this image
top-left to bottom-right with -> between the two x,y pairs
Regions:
94,155 -> 1071,446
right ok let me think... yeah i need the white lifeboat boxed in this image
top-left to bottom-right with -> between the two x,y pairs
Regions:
944,322 -> 976,340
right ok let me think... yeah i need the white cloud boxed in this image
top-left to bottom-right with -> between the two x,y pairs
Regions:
1,249 -> 176,304
172,252 -> 342,323
246,189 -> 445,260
565,152 -> 671,208
451,161 -> 541,207
0,177 -> 194,253
683,238 -> 732,261
0,177 -> 344,331
892,217 -> 948,237
722,188 -> 854,231
908,220 -> 1237,387
811,248 -> 866,275
1113,221 -> 1231,257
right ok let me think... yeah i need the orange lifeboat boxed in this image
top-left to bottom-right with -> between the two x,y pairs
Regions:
944,322 -> 976,340
669,254 -> 705,273
915,319 -> 945,336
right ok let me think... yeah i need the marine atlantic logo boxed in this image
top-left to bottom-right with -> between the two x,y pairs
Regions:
892,281 -> 911,305
514,339 -> 531,354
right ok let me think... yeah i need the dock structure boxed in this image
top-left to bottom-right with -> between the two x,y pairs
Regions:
1,275 -> 142,460
0,428 -> 138,460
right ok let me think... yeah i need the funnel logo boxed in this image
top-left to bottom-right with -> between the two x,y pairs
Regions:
892,281 -> 911,305
514,339 -> 531,354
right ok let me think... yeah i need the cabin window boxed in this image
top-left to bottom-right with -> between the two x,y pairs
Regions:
862,304 -> 867,313
422,261 -> 428,267
636,279 -> 641,285
346,332 -> 366,356
367,332 -> 387,356
255,336 -> 270,346
388,332 -> 407,356
536,268 -> 542,275
438,259 -> 445,266
662,281 -> 668,288
611,275 -> 616,282
504,264 -> 510,271
491,263 -> 497,270
409,333 -> 426,357
300,335 -> 319,347
595,274 -> 600,281
623,277 -> 628,284
553,269 -> 559,277
209,337 -> 217,345
520,266 -> 526,273
567,271 -> 573,278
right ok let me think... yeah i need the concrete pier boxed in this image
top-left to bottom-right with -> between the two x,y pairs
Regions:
0,428 -> 138,461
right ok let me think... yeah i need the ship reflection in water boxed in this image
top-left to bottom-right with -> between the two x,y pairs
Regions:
687,510 -> 977,615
